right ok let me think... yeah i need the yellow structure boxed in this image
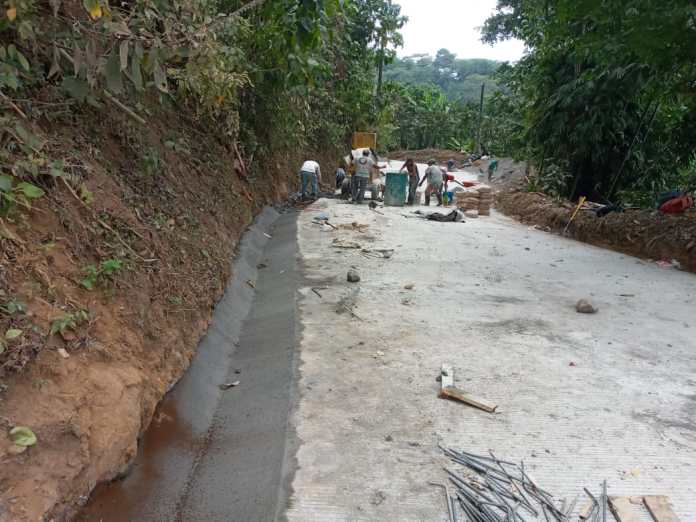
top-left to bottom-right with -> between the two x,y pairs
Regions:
351,132 -> 377,150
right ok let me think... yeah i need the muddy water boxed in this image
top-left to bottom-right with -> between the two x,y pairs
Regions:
79,209 -> 300,521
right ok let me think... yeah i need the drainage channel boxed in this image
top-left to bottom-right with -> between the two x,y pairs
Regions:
79,208 -> 299,521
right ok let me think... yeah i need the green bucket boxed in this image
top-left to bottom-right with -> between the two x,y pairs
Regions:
384,171 -> 408,206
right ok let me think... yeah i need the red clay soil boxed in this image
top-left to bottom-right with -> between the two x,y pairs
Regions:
497,189 -> 696,273
0,100 -> 337,521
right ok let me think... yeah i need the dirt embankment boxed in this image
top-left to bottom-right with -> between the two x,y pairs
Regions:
497,189 -> 696,273
0,101 -> 336,521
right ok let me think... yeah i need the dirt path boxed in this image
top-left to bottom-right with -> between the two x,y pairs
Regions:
287,200 -> 696,520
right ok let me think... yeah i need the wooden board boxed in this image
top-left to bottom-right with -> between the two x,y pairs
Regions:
644,496 -> 680,522
439,386 -> 497,413
609,496 -> 640,522
439,364 -> 496,413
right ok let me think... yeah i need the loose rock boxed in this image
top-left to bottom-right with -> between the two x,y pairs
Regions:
347,269 -> 360,282
576,299 -> 597,314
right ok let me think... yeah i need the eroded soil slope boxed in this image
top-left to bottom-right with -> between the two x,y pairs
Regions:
0,101 -> 333,521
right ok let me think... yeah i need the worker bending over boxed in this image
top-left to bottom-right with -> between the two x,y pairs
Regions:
419,159 -> 444,206
300,159 -> 321,200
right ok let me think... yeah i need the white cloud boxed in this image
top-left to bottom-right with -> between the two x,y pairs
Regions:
395,0 -> 525,62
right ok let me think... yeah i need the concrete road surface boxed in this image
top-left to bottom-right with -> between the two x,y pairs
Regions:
285,199 -> 696,521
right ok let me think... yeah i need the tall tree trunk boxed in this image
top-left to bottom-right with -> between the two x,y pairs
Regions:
376,39 -> 385,103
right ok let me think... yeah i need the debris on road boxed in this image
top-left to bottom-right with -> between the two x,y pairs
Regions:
246,280 -> 255,289
219,381 -> 240,390
312,212 -> 337,229
426,209 -> 465,222
311,287 -> 325,298
339,222 -> 370,232
347,269 -> 360,282
404,283 -> 414,290
333,238 -> 362,249
57,348 -> 70,359
576,299 -> 598,314
438,364 -> 497,413
361,248 -> 394,259
257,262 -> 268,269
656,259 -> 681,270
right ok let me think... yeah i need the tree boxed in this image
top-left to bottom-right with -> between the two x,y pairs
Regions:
482,0 -> 696,204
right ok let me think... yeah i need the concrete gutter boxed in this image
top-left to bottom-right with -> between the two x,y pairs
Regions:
80,207 -> 299,521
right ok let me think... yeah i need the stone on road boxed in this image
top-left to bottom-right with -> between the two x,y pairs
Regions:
286,198 -> 696,521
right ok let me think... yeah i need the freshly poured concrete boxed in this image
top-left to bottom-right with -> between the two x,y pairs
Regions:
81,196 -> 695,521
287,199 -> 696,521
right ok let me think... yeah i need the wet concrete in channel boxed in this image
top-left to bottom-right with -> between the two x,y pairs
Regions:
79,209 -> 300,522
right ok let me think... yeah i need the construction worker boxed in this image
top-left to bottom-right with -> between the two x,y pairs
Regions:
400,158 -> 420,205
351,149 -> 375,203
487,158 -> 498,182
300,159 -> 321,200
335,161 -> 346,190
419,159 -> 444,206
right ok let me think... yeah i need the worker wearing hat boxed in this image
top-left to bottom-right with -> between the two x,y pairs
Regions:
418,159 -> 444,206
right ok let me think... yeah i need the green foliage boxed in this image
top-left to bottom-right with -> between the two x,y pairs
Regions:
483,0 -> 696,204
49,309 -> 89,335
384,51 -> 501,103
0,297 -> 26,316
0,174 -> 44,216
0,44 -> 32,90
80,258 -> 123,290
9,426 -> 37,447
141,148 -> 162,177
0,0 -> 412,190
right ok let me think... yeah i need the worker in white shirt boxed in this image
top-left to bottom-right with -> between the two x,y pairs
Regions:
300,160 -> 321,200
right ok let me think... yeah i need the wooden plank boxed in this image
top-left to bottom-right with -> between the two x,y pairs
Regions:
644,496 -> 680,522
438,386 -> 497,413
609,496 -> 641,522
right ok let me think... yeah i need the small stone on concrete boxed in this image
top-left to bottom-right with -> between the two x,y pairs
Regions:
347,269 -> 360,282
576,299 -> 597,314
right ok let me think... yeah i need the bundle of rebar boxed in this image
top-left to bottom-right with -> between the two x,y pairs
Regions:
438,447 -> 598,522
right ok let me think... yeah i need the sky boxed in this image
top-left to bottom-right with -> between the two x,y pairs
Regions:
395,0 -> 525,62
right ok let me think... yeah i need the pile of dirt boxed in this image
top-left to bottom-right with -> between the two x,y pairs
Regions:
497,189 -> 696,273
0,100 -> 337,521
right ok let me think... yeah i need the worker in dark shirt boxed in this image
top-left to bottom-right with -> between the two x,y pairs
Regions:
400,158 -> 420,205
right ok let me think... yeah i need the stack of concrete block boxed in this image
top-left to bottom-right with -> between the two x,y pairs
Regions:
454,189 -> 480,214
477,185 -> 493,216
